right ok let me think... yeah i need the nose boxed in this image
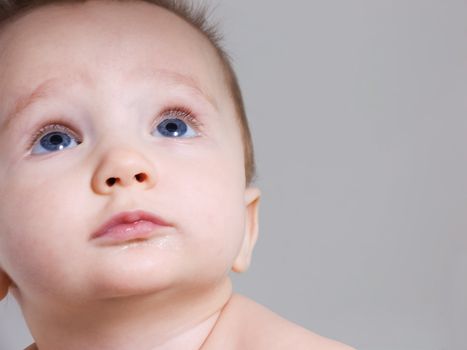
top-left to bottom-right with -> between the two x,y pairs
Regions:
91,147 -> 157,194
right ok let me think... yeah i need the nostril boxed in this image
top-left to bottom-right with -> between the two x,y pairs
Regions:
104,174 -> 147,187
106,178 -> 117,186
135,173 -> 147,182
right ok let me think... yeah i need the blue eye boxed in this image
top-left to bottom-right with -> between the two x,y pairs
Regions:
155,118 -> 196,138
31,124 -> 82,155
153,109 -> 200,138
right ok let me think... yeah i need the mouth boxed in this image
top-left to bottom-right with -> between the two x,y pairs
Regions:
90,210 -> 172,245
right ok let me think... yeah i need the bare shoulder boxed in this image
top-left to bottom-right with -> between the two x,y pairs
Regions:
204,293 -> 356,350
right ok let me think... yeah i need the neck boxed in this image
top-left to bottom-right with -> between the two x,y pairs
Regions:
17,278 -> 233,350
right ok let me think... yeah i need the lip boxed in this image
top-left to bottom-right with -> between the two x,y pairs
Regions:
91,210 -> 171,243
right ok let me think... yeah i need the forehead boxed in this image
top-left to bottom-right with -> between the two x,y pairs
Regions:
0,0 -> 228,119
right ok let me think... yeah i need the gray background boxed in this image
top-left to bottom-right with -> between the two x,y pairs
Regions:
1,0 -> 467,349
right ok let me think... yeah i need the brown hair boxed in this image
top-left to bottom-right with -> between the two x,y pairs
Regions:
0,0 -> 257,186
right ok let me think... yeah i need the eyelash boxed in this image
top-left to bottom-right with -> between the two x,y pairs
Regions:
27,106 -> 203,150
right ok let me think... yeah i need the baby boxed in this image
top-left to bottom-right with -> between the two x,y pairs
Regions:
0,0 -> 355,349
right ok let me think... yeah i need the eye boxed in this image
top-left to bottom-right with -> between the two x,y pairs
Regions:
152,108 -> 201,138
30,124 -> 82,155
28,108 -> 202,155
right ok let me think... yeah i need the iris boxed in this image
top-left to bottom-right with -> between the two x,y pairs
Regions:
157,118 -> 188,137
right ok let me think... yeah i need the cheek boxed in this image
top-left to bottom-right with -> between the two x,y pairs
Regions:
170,148 -> 247,268
0,172 -> 79,291
179,184 -> 246,280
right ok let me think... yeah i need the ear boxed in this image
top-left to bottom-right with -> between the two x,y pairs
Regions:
232,186 -> 261,273
0,269 -> 12,301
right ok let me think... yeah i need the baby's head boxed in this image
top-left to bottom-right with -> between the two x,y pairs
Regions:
0,0 -> 260,314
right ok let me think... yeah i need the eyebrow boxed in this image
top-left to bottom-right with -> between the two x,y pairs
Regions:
1,68 -> 217,130
2,73 -> 89,130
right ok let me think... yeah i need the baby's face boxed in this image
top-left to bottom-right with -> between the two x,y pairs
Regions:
0,1 -> 259,306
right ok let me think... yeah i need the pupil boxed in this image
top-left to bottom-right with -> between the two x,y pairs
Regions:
50,134 -> 63,145
166,122 -> 178,133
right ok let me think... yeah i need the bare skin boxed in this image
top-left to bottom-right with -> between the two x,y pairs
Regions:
0,1 -> 354,349
23,292 -> 355,350
201,293 -> 355,350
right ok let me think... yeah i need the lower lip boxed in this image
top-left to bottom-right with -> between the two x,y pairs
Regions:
94,220 -> 165,244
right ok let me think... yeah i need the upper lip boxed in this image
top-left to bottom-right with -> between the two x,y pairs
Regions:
91,210 -> 171,239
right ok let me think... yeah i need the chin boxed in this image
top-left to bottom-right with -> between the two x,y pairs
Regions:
84,258 -> 181,300
88,275 -> 177,300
